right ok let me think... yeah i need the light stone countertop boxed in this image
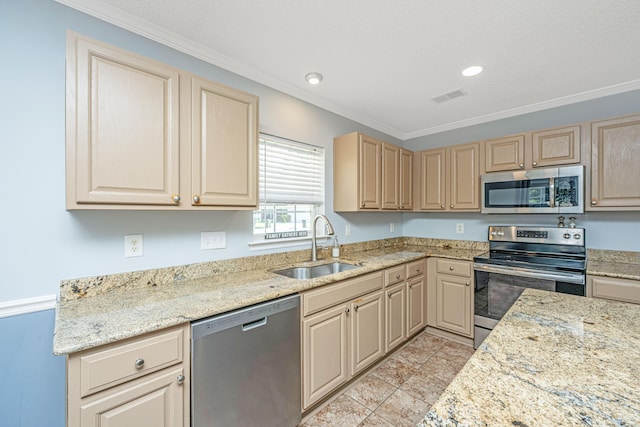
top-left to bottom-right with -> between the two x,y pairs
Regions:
419,288 -> 640,427
587,248 -> 640,281
54,244 -> 485,355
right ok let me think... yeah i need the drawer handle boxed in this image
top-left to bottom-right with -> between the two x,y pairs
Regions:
449,266 -> 454,271
134,358 -> 145,369
177,375 -> 185,385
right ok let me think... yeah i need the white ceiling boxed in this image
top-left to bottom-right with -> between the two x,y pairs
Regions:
59,0 -> 640,140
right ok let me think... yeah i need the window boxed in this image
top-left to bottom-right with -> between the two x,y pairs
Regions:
253,134 -> 325,241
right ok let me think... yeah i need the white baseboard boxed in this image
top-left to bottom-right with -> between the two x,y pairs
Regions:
0,295 -> 57,319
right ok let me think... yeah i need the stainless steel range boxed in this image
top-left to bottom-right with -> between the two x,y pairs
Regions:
473,225 -> 586,348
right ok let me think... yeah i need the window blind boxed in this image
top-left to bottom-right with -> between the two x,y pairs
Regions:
259,135 -> 324,205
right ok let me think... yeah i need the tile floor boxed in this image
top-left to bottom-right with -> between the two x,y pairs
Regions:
300,331 -> 475,427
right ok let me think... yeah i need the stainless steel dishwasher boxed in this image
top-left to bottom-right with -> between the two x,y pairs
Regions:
191,294 -> 301,427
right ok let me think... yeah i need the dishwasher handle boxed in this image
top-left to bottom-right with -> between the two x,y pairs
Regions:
242,317 -> 267,331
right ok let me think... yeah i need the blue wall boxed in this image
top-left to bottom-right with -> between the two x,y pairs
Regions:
0,310 -> 66,427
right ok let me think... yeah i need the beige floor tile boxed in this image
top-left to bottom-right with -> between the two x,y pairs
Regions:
399,374 -> 449,405
301,394 -> 371,427
415,353 -> 465,383
408,332 -> 448,350
390,341 -> 438,369
358,412 -> 395,426
345,374 -> 397,411
439,340 -> 476,359
370,356 -> 415,387
373,389 -> 432,427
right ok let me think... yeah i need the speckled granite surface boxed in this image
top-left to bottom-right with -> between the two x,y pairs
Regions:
54,237 -> 487,355
587,249 -> 640,281
419,288 -> 640,427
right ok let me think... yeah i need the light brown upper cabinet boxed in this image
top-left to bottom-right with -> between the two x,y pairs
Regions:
589,114 -> 640,210
334,132 -> 411,211
484,125 -> 582,172
414,142 -> 481,212
381,143 -> 400,209
65,32 -> 258,210
400,149 -> 414,210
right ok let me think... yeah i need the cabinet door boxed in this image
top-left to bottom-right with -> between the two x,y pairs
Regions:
302,304 -> 349,409
350,291 -> 385,376
531,125 -> 581,168
67,33 -> 180,207
484,135 -> 525,172
407,275 -> 426,337
385,283 -> 407,353
78,366 -> 185,427
417,148 -> 446,211
435,274 -> 472,337
359,135 -> 382,209
382,143 -> 400,209
449,142 -> 480,211
590,114 -> 640,209
589,275 -> 640,304
190,76 -> 258,207
400,149 -> 413,209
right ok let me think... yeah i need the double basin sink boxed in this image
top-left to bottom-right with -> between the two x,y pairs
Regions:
274,262 -> 360,280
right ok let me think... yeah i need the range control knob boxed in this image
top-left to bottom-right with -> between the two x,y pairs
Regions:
563,233 -> 571,239
574,234 -> 582,240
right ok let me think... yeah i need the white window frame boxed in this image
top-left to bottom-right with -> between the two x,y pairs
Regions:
249,134 -> 326,250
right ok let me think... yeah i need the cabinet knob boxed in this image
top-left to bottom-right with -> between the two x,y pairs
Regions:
345,308 -> 350,314
171,194 -> 181,204
519,163 -> 524,169
354,305 -> 359,312
465,282 -> 470,287
134,358 -> 145,369
441,204 -> 445,209
450,204 -> 454,209
532,161 -> 538,166
449,266 -> 454,271
415,268 -> 421,274
193,195 -> 200,204
396,274 -> 401,280
361,202 -> 365,207
177,374 -> 185,385
591,200 -> 597,205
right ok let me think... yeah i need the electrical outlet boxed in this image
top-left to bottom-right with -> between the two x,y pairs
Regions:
390,222 -> 395,233
456,223 -> 465,234
125,234 -> 143,257
201,231 -> 226,249
345,224 -> 351,237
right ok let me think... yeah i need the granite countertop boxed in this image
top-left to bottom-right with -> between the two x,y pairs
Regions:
586,249 -> 640,281
420,288 -> 640,426
54,243 -> 485,355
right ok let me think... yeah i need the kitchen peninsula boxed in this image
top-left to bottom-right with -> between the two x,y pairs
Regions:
420,288 -> 640,426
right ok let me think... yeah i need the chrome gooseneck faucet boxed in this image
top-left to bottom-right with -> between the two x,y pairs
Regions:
311,214 -> 335,261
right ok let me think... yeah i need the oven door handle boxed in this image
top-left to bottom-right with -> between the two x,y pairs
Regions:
473,263 -> 585,285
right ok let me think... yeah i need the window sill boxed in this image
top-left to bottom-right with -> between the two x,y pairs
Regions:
248,235 -> 331,251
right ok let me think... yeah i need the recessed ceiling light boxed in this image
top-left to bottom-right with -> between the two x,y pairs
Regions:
462,66 -> 483,77
305,72 -> 323,85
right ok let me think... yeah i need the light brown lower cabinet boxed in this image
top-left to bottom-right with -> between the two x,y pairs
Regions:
427,258 -> 474,338
67,324 -> 190,427
301,259 -> 427,411
301,271 -> 384,410
588,274 -> 640,304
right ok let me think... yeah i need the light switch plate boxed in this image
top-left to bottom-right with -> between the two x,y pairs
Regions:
201,231 -> 226,249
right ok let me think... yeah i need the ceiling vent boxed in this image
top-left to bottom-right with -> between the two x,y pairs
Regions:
432,89 -> 467,103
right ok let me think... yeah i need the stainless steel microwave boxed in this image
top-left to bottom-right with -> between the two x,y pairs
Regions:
481,165 -> 584,214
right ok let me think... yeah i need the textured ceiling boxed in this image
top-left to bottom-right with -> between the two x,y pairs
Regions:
58,0 -> 640,139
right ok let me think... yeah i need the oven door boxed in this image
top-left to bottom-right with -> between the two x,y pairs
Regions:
473,263 -> 585,348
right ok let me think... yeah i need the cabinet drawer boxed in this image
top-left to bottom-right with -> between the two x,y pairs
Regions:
74,325 -> 186,398
406,259 -> 426,278
435,259 -> 471,277
302,272 -> 383,317
591,276 -> 640,304
385,265 -> 406,286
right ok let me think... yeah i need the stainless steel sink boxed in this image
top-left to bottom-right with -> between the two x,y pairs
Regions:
273,262 -> 360,280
